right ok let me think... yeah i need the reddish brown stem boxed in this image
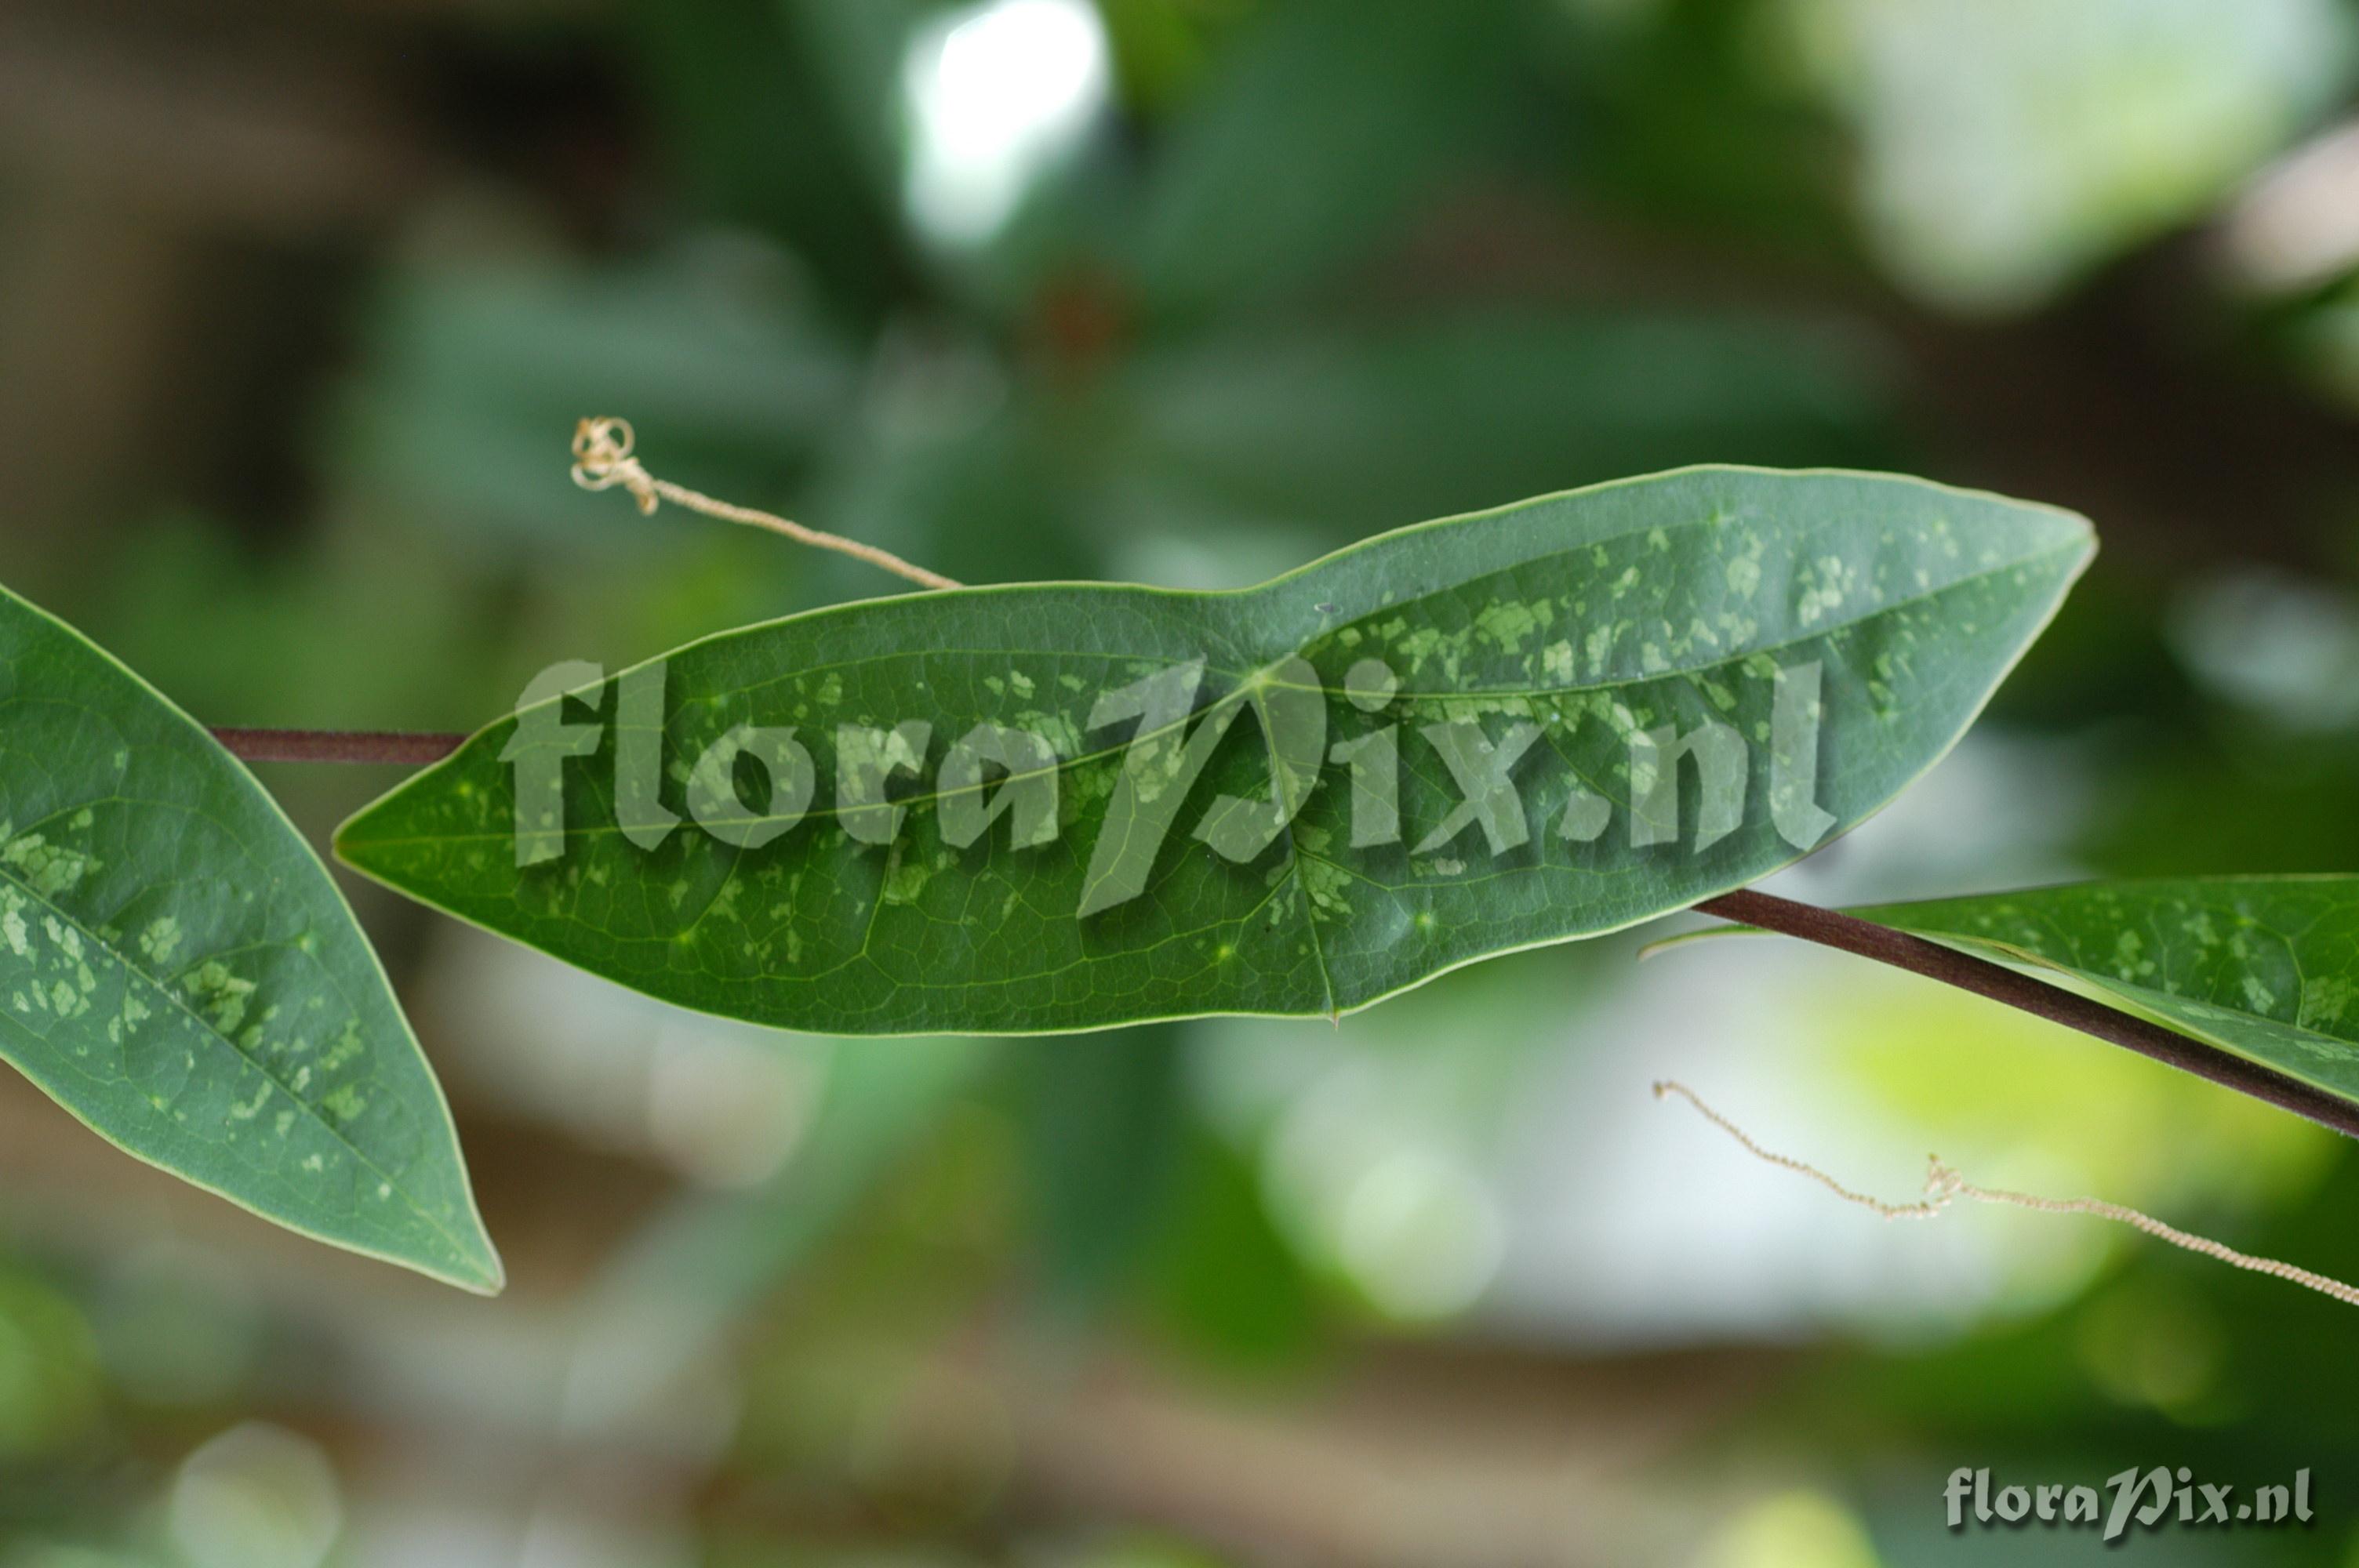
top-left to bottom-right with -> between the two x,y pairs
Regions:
1695,888 -> 2359,1142
211,727 -> 463,765
198,726 -> 2359,1138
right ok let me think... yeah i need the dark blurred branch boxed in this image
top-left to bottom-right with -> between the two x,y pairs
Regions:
1695,888 -> 2359,1142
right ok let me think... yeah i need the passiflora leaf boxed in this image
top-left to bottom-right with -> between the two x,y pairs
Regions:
336,466 -> 2092,1036
1844,878 -> 2359,1108
0,584 -> 500,1293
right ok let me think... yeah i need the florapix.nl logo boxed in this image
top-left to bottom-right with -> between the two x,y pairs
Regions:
494,649 -> 1839,916
1946,1466 -> 2314,1542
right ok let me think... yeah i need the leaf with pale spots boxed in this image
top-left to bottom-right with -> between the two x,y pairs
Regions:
336,466 -> 2091,1036
1839,878 -> 2359,1109
0,583 -> 500,1292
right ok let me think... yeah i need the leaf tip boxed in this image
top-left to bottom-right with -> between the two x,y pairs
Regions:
442,1231 -> 507,1298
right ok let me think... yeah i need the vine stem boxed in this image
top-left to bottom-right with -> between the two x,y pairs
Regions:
204,740 -> 2357,1138
203,424 -> 2359,1139
205,718 -> 2359,1138
198,717 -> 2359,1131
212,728 -> 463,764
550,420 -> 2358,1134
1695,888 -> 2359,1142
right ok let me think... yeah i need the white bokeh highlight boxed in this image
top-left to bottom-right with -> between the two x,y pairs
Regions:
901,0 -> 1110,245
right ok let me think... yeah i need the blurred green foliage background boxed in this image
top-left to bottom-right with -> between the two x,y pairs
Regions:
9,0 -> 2359,1563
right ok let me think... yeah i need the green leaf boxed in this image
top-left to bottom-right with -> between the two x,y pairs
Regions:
1843,877 -> 2359,1108
336,466 -> 2092,1037
0,584 -> 500,1293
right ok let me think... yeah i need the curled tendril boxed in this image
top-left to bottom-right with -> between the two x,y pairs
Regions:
570,416 -> 659,514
